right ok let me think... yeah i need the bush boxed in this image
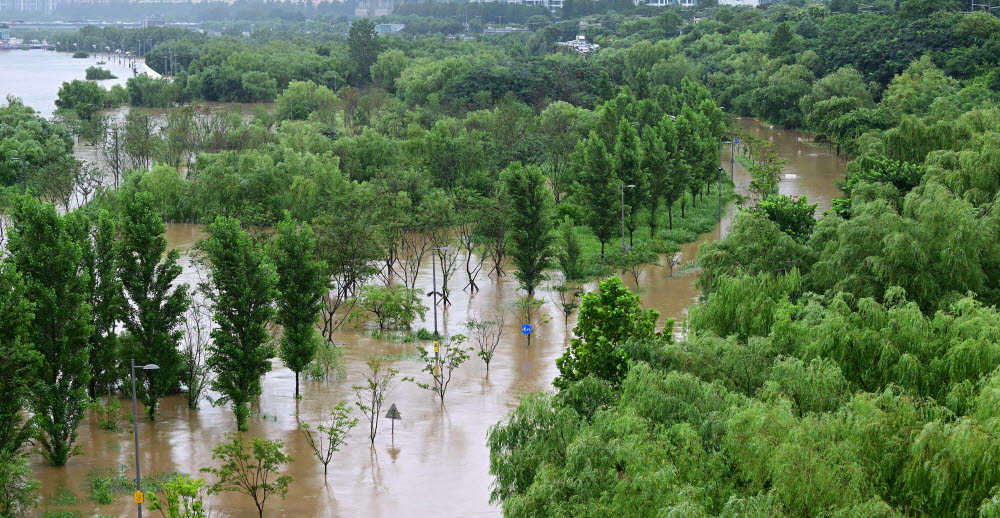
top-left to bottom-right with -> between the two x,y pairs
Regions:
304,339 -> 347,381
72,50 -> 89,58
85,66 -> 117,80
354,284 -> 428,330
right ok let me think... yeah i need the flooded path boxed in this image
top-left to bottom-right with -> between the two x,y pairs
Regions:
31,121 -> 845,517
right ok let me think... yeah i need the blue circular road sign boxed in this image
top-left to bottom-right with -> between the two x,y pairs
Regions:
734,138 -> 739,143
522,324 -> 532,335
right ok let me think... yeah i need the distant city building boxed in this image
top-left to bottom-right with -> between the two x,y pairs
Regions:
483,25 -> 529,34
355,0 -> 420,17
0,24 -> 10,41
472,0 -> 565,15
634,0 -> 697,6
142,16 -> 165,27
0,0 -> 58,15
375,23 -> 405,34
718,0 -> 760,5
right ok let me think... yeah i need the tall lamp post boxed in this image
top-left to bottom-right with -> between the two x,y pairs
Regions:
621,183 -> 635,256
131,360 -> 159,518
430,246 -> 450,376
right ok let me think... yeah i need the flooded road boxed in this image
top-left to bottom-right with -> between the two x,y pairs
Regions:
31,121 -> 845,517
0,49 -> 134,119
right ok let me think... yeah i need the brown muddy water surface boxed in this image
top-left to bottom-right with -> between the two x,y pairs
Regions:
30,121 -> 845,517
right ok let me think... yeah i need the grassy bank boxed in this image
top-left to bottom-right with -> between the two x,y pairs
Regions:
570,181 -> 736,274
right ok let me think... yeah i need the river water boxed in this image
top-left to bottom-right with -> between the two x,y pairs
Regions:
3,54 -> 847,516
0,49 -> 135,119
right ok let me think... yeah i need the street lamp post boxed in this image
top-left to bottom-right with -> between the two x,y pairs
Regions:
130,360 -> 159,518
430,247 -> 450,376
621,183 -> 635,256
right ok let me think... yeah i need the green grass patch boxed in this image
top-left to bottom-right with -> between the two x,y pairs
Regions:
367,327 -> 435,344
87,465 -> 175,505
41,511 -> 81,518
51,485 -> 80,505
373,351 -> 423,362
735,153 -> 755,171
570,182 -> 735,271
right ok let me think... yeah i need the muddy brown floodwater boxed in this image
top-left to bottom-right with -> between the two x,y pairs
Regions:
31,120 -> 845,517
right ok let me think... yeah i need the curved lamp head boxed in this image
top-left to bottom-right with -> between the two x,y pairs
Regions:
140,364 -> 160,370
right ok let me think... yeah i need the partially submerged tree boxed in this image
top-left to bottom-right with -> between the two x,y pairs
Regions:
0,262 -> 39,461
7,198 -> 92,466
502,162 -> 556,296
355,284 -> 427,331
409,335 -> 472,404
182,294 -> 212,410
513,296 -> 549,348
201,216 -> 278,432
353,357 -> 399,444
146,474 -> 210,518
117,191 -> 191,420
466,310 -> 506,376
269,214 -> 329,399
554,277 -> 660,390
299,401 -> 358,476
553,284 -> 583,328
202,433 -> 293,518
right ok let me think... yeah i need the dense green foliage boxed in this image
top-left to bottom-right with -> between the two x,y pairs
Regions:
84,67 -> 116,81
6,198 -> 92,466
487,3 -> 1000,518
201,433 -> 292,518
201,217 -> 278,432
5,0 -> 1000,515
502,162 -> 555,295
269,214 -> 329,399
116,191 -> 190,420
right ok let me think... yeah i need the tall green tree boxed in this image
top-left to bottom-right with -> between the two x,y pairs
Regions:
117,191 -> 190,420
0,262 -> 39,461
579,132 -> 619,257
502,162 -> 556,296
538,101 -> 585,204
348,18 -> 381,85
554,276 -> 660,390
202,216 -> 278,432
269,214 -> 329,400
86,211 -> 122,398
7,197 -> 92,466
614,119 -> 646,247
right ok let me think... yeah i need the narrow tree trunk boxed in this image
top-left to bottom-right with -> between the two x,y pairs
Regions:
668,204 -> 673,230
295,372 -> 300,399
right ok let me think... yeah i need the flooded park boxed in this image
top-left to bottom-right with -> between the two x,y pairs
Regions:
2,50 -> 846,517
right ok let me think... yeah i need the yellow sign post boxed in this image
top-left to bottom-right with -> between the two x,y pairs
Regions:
433,340 -> 439,353
134,491 -> 144,504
